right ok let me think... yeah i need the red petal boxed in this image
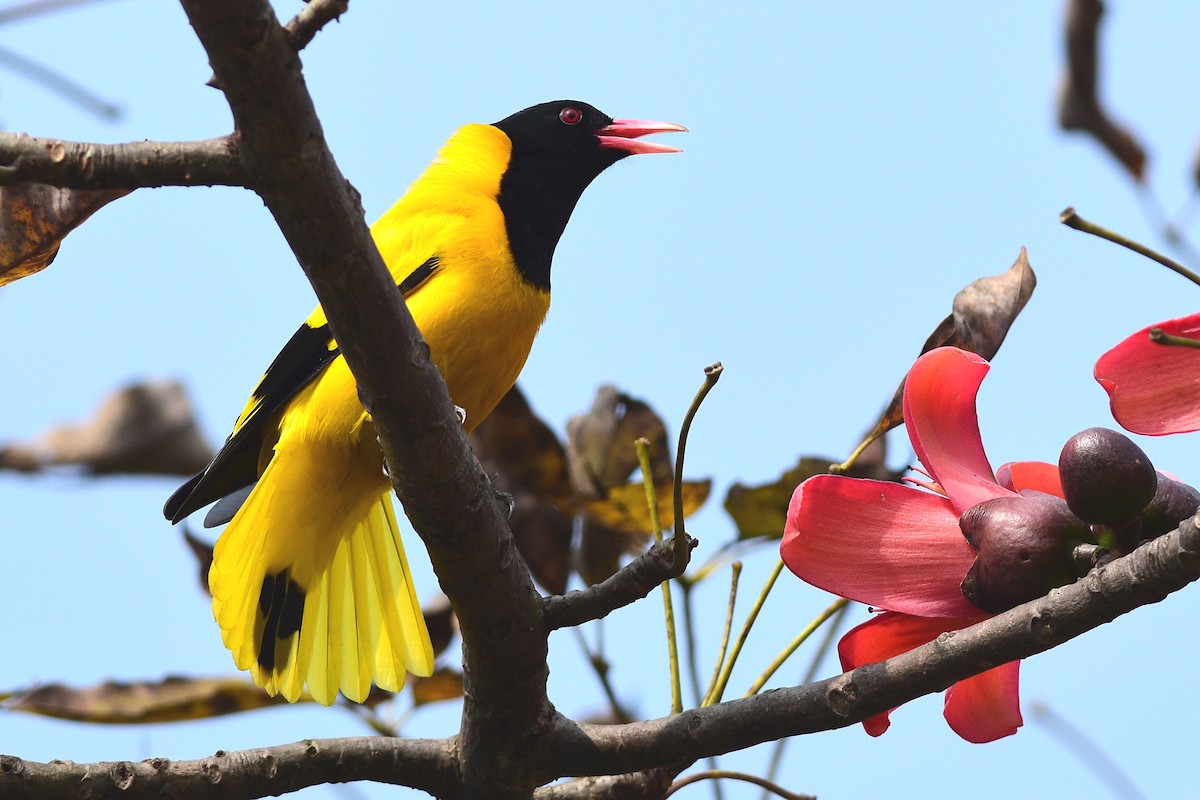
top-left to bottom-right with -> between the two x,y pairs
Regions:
943,660 -> 1023,743
995,461 -> 1063,497
1095,313 -> 1200,435
904,348 -> 1012,514
783,476 -> 982,617
838,612 -> 985,737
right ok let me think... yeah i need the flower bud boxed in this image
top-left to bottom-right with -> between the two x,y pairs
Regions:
1058,427 -> 1157,524
960,492 -> 1091,613
1140,474 -> 1200,539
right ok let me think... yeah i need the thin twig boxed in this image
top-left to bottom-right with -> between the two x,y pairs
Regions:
702,563 -> 742,707
703,559 -> 784,706
664,770 -> 814,800
671,363 -> 722,573
1060,207 -> 1200,287
0,44 -> 119,119
1029,701 -> 1146,800
571,627 -> 632,724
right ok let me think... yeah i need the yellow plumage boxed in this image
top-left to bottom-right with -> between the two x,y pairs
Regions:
209,124 -> 548,704
166,101 -> 683,705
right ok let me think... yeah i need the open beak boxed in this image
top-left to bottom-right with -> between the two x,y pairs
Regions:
596,118 -> 688,154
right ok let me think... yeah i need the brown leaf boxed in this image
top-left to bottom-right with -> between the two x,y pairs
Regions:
577,518 -> 634,586
2,676 -> 288,723
410,668 -> 464,707
470,385 -> 571,500
469,386 -> 573,593
0,379 -> 214,476
421,593 -> 458,659
864,249 -> 1037,442
925,247 -> 1037,361
181,526 -> 214,597
1057,0 -> 1146,180
724,446 -> 898,541
508,493 -> 573,594
0,183 -> 130,286
566,386 -> 671,497
576,480 -> 710,585
580,480 -> 711,536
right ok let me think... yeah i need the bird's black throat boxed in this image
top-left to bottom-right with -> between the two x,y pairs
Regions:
496,151 -> 621,292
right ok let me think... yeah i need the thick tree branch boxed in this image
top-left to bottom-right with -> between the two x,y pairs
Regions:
0,737 -> 458,800
540,511 -> 1200,778
177,0 -> 550,796
7,511 -> 1199,798
0,134 -> 245,188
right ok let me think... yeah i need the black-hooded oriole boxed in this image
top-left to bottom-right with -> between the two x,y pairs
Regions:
164,101 -> 684,705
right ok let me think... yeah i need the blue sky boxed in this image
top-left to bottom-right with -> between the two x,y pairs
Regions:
2,2 -> 1199,798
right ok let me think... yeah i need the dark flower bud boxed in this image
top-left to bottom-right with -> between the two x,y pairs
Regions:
960,492 -> 1091,613
1058,427 -> 1157,524
1140,474 -> 1200,539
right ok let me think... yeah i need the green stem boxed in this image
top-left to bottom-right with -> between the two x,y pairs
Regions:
1150,327 -> 1200,349
743,597 -> 848,697
672,362 -> 723,573
1060,206 -> 1200,288
702,562 -> 742,707
760,600 -> 852,800
703,558 -> 784,706
636,437 -> 682,715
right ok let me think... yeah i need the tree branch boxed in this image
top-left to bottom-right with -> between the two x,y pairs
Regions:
542,540 -> 684,630
9,507 -> 1198,797
0,134 -> 245,188
283,0 -> 349,52
177,0 -> 551,796
540,510 -> 1200,778
0,737 -> 458,800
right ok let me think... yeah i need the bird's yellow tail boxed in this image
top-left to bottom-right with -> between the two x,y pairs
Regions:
208,445 -> 434,705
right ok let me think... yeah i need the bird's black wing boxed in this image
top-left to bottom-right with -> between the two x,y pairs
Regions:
163,256 -> 441,523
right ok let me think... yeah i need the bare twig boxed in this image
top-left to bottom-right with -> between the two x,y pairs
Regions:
282,0 -> 349,51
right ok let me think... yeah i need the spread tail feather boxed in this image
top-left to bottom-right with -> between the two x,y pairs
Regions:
209,452 -> 434,705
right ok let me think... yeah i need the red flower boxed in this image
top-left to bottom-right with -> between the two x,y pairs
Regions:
782,347 -> 1049,743
1094,312 -> 1200,435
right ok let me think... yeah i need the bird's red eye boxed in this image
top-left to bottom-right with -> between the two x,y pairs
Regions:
559,107 -> 583,125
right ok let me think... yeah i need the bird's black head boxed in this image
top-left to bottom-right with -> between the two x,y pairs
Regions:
492,100 -> 683,290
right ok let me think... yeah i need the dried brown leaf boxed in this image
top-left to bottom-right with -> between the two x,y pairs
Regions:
579,480 -> 711,536
410,668 -> 464,707
469,386 -> 573,593
576,480 -> 710,585
0,380 -> 214,476
566,386 -> 671,497
865,249 -> 1037,441
470,385 -> 571,499
577,518 -> 633,587
0,183 -> 130,286
2,676 -> 288,723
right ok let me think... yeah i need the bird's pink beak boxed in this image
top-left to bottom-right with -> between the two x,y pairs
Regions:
596,118 -> 688,154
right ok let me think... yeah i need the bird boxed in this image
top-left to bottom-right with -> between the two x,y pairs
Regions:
164,100 -> 685,705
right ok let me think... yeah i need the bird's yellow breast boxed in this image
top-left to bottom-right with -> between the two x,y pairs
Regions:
288,123 -> 549,446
